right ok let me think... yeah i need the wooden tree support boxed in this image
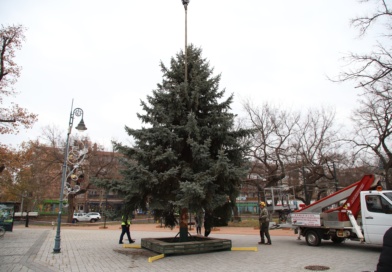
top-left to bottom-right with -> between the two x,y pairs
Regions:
148,254 -> 165,263
231,247 -> 258,252
122,244 -> 141,249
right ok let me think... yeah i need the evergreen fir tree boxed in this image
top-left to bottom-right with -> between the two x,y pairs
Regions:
114,45 -> 251,228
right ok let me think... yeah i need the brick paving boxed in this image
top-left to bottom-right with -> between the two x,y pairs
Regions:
0,223 -> 381,272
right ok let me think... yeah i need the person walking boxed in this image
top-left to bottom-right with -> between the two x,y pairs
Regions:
119,214 -> 135,244
376,227 -> 392,272
258,201 -> 271,245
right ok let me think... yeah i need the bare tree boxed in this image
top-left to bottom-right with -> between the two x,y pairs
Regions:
332,0 -> 392,189
349,87 -> 392,189
335,0 -> 392,89
243,101 -> 300,188
243,102 -> 348,205
292,108 -> 345,204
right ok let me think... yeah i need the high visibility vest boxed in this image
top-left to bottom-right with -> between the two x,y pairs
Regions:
121,216 -> 131,225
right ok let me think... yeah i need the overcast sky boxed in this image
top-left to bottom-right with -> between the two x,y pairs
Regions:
1,0 -> 382,149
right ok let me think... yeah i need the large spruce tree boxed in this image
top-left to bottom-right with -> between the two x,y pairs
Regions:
114,45 -> 251,228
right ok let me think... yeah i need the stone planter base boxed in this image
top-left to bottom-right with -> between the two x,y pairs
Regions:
141,236 -> 232,255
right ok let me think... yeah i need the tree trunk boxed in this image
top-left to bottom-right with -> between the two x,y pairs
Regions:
179,207 -> 188,242
67,194 -> 75,223
232,204 -> 240,222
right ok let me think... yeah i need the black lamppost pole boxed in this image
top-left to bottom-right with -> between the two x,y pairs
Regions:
53,102 -> 87,254
180,0 -> 190,242
182,0 -> 189,86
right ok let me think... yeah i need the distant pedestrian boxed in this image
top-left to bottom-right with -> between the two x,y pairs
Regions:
204,210 -> 213,237
195,210 -> 204,235
25,211 -> 29,228
119,214 -> 135,244
376,227 -> 392,272
258,201 -> 271,245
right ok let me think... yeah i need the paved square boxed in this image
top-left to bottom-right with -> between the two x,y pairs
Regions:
0,224 -> 381,272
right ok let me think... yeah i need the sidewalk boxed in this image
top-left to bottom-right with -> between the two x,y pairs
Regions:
0,223 -> 381,272
57,222 -> 296,236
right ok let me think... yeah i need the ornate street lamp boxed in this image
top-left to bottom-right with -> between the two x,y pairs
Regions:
53,102 -> 87,253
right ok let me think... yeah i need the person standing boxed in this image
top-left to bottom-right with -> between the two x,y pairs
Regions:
376,227 -> 392,272
195,210 -> 204,235
119,214 -> 135,244
258,201 -> 271,245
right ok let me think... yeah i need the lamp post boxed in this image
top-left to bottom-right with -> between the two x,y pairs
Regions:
179,0 -> 190,243
182,0 -> 190,85
53,103 -> 87,254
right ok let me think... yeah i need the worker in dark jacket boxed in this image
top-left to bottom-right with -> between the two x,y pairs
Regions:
258,201 -> 271,245
376,227 -> 392,272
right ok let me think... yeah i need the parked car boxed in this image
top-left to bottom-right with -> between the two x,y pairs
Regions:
73,213 -> 98,223
86,212 -> 101,220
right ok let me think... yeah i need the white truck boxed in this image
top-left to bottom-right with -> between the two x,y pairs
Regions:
290,174 -> 392,246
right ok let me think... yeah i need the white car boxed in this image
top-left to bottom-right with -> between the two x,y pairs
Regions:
86,212 -> 101,221
73,213 -> 98,223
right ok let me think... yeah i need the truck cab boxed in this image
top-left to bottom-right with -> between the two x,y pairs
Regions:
361,190 -> 392,244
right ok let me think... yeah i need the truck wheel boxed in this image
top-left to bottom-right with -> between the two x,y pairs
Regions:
90,219 -> 96,223
72,219 -> 78,223
331,236 -> 345,244
306,230 -> 321,246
